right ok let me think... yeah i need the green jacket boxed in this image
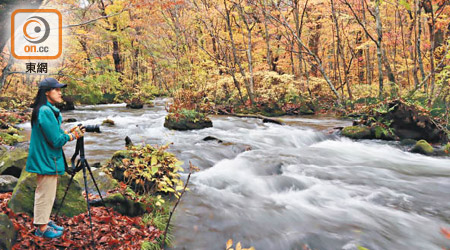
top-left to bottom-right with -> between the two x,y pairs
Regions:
26,101 -> 70,175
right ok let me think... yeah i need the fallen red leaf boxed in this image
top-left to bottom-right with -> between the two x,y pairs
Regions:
0,192 -> 163,249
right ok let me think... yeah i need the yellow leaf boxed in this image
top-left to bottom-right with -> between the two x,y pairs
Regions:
151,156 -> 158,166
236,242 -> 242,250
226,239 -> 233,249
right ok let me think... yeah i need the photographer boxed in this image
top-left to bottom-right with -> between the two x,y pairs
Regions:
25,78 -> 85,239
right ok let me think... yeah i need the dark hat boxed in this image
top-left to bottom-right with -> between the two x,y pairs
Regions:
39,78 -> 67,89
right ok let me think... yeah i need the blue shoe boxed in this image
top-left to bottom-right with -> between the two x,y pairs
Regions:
48,220 -> 64,231
35,226 -> 63,239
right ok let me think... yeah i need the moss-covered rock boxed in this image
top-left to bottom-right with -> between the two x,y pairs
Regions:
74,168 -> 118,196
0,175 -> 18,193
0,213 -> 16,250
341,126 -> 371,139
90,193 -> 146,217
410,140 -> 434,155
164,115 -> 212,131
0,146 -> 28,178
8,170 -> 86,217
0,127 -> 25,146
370,125 -> 397,140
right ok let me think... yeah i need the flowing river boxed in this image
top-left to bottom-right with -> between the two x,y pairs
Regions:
19,98 -> 450,250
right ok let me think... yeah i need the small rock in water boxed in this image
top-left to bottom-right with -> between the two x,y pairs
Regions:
125,136 -> 133,148
102,119 -> 115,126
203,136 -> 223,143
63,118 -> 77,123
410,140 -> 434,155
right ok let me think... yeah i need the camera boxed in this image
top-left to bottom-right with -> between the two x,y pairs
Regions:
78,124 -> 101,133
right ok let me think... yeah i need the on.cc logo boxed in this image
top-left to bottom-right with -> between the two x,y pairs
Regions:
23,16 -> 50,44
11,9 -> 62,60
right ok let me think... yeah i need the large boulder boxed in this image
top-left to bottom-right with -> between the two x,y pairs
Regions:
126,98 -> 144,109
0,146 -> 28,178
74,168 -> 118,197
0,175 -> 18,193
8,170 -> 86,217
164,115 -> 212,131
410,140 -> 434,155
341,126 -> 371,139
360,100 -> 448,143
90,193 -> 146,217
0,213 -> 16,250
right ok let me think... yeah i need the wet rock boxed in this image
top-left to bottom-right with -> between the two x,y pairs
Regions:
203,136 -> 223,143
125,136 -> 133,148
126,98 -> 144,109
8,169 -> 86,217
102,119 -> 115,126
164,115 -> 213,131
63,118 -> 77,123
400,139 -> 417,146
262,118 -> 283,125
361,100 -> 448,143
106,150 -> 132,182
410,140 -> 434,155
0,146 -> 28,178
0,175 -> 18,193
90,192 -> 146,217
74,168 -> 118,196
0,213 -> 16,250
341,126 -> 371,139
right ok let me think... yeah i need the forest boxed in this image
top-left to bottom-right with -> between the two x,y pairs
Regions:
0,0 -> 449,249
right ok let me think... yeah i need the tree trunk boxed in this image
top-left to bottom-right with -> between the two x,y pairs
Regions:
224,0 -> 254,105
375,0 -> 384,99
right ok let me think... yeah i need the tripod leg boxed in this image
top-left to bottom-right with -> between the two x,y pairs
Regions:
82,163 -> 95,247
85,161 -> 107,205
55,172 -> 76,217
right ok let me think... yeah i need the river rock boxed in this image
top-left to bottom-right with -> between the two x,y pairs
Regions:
164,115 -> 213,131
0,213 -> 16,250
203,136 -> 223,143
63,118 -> 77,123
360,100 -> 448,143
0,175 -> 18,193
400,139 -> 417,146
410,140 -> 434,155
126,98 -> 144,109
341,126 -> 371,139
90,192 -> 146,217
0,146 -> 28,178
8,169 -> 86,217
74,168 -> 118,196
102,119 -> 115,126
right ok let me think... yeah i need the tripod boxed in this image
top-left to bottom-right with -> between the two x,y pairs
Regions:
56,136 -> 106,246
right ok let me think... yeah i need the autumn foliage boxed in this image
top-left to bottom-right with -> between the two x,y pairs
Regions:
0,192 -> 162,249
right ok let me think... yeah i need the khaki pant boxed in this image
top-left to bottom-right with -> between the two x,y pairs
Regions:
33,175 -> 58,225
